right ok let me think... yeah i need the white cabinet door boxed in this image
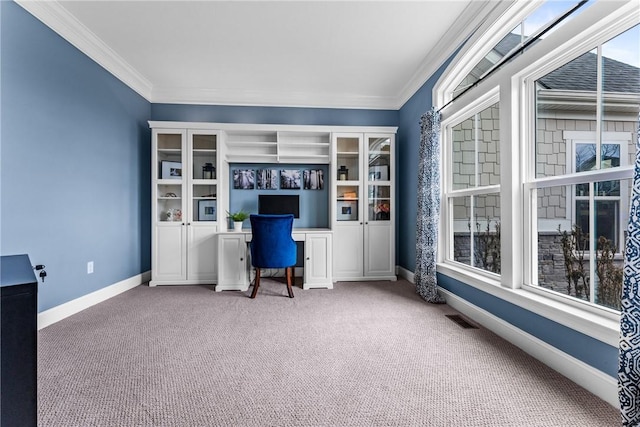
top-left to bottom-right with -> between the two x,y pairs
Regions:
332,224 -> 364,279
216,234 -> 249,291
152,224 -> 186,284
304,233 -> 333,289
364,222 -> 394,277
187,224 -> 218,281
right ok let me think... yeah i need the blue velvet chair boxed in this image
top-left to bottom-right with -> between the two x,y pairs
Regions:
249,214 -> 297,298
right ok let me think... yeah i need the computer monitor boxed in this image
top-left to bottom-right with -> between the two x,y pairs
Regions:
258,194 -> 300,218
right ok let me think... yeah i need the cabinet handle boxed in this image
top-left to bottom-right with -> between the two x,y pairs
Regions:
306,257 -> 310,260
240,258 -> 244,262
181,223 -> 185,226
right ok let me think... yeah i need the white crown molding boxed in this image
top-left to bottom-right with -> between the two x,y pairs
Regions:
396,0 -> 513,109
15,0 -> 503,111
151,86 -> 399,110
16,0 -> 153,101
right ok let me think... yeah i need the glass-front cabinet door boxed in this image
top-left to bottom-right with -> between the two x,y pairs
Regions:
189,132 -> 218,224
366,136 -> 392,223
156,131 -> 185,224
335,135 -> 362,223
153,129 -> 187,284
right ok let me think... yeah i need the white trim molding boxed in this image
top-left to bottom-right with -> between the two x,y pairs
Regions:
396,1 -> 507,109
16,0 -> 504,110
16,0 -> 153,101
440,288 -> 619,408
37,271 -> 151,330
401,267 -> 618,407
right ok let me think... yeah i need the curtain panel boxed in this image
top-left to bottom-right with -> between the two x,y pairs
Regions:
415,107 -> 445,304
620,121 -> 640,425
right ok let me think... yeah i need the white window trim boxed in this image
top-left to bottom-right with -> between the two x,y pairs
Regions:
434,1 -> 540,107
436,0 -> 639,347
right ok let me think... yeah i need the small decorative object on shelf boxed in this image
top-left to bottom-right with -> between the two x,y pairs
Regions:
374,202 -> 390,220
202,163 -> 216,179
165,208 -> 182,222
338,165 -> 349,181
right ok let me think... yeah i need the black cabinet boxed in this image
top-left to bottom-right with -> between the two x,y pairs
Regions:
1,254 -> 37,427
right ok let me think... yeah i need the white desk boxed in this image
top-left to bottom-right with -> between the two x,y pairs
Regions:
216,229 -> 333,292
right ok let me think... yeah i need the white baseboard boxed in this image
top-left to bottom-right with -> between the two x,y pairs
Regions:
398,267 -> 617,408
38,271 -> 151,330
440,288 -> 619,408
397,266 -> 415,283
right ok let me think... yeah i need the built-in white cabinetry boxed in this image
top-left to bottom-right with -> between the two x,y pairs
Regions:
150,128 -> 220,286
302,232 -> 333,289
216,233 -> 249,291
332,133 -> 396,281
149,121 -> 396,289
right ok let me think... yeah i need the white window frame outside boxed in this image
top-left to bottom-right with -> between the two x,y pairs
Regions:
563,131 -> 631,254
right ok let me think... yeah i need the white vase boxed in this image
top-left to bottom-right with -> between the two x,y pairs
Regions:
233,221 -> 243,231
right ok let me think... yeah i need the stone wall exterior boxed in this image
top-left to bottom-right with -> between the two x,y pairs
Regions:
453,232 -> 624,300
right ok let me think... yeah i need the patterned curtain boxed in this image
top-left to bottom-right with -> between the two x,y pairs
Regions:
415,107 -> 445,304
620,121 -> 640,425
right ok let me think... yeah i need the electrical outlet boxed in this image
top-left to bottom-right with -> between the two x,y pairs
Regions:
87,261 -> 94,274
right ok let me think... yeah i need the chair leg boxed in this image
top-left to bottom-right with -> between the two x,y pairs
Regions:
250,268 -> 261,299
286,267 -> 294,298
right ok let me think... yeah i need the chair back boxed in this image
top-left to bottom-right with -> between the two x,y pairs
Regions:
249,214 -> 297,268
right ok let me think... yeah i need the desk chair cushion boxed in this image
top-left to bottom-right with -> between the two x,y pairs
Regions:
249,214 -> 297,268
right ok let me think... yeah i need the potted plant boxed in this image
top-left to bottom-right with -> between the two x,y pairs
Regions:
227,210 -> 250,231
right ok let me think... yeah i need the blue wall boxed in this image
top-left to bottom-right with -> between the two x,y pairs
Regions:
0,1 -> 151,311
151,104 -> 398,127
396,63 -> 451,273
229,164 -> 329,229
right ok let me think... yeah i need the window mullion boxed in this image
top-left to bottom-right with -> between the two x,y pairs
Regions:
588,182 -> 596,304
470,195 -> 475,268
595,45 -> 603,170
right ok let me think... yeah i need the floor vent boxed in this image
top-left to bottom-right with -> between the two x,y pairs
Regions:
446,314 -> 479,329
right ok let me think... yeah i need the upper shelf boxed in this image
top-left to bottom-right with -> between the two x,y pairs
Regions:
225,129 -> 331,164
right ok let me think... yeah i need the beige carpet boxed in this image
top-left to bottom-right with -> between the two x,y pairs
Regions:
37,279 -> 619,426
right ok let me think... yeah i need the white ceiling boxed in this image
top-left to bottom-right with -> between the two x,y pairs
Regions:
18,1 -> 498,110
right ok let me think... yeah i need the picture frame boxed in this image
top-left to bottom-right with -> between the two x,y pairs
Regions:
368,165 -> 389,181
303,169 -> 324,190
198,200 -> 217,221
336,201 -> 358,221
280,169 -> 301,189
233,169 -> 255,189
161,161 -> 182,179
256,169 -> 279,190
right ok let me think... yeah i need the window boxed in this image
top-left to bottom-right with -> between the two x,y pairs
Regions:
529,24 -> 639,311
437,0 -> 638,336
446,100 -> 501,275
